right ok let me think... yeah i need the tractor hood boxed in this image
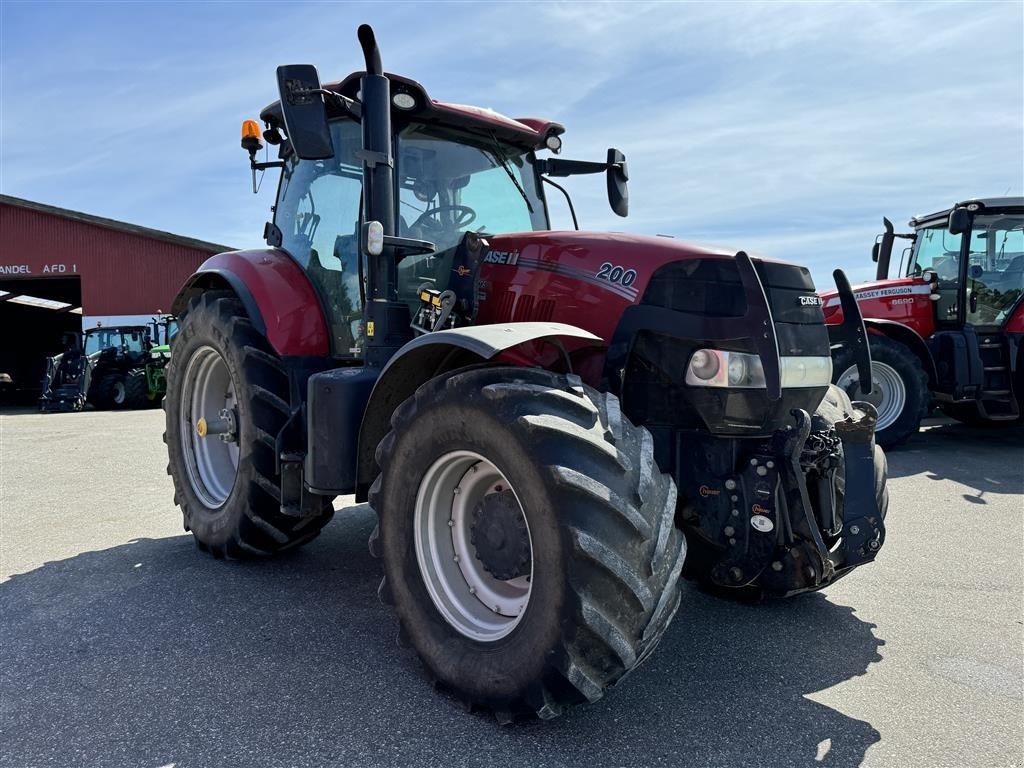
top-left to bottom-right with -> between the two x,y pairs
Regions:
475,230 -> 821,347
818,276 -> 931,316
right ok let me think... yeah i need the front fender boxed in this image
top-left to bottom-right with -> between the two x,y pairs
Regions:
354,322 -> 601,499
172,249 -> 329,357
864,318 -> 938,388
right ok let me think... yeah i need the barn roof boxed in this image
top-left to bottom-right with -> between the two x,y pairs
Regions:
0,195 -> 232,254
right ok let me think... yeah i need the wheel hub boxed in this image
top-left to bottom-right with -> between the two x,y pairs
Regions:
470,490 -> 531,581
837,361 -> 906,431
180,346 -> 240,509
413,450 -> 533,642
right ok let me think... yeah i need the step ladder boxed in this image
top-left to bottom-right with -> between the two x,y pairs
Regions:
976,334 -> 1020,420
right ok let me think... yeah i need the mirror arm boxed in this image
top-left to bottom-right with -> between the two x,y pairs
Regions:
541,176 -> 579,230
535,158 -> 609,177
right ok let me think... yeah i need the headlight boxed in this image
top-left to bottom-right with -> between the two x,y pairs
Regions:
685,349 -> 832,389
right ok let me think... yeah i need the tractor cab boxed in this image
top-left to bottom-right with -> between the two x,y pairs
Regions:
252,67 -> 627,362
823,197 -> 1023,444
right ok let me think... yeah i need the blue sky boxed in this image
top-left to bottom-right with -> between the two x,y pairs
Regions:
2,1 -> 1022,286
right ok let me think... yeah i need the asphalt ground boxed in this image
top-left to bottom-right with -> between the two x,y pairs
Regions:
0,407 -> 1021,768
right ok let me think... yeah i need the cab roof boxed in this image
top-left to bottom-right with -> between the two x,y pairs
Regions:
260,71 -> 565,152
910,196 -> 1024,227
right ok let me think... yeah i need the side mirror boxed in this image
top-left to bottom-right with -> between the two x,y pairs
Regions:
606,148 -> 628,217
871,242 -> 880,262
276,64 -> 334,160
948,207 -> 969,235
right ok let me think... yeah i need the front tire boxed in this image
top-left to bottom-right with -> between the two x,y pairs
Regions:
834,335 -> 929,448
164,291 -> 333,557
372,367 -> 686,720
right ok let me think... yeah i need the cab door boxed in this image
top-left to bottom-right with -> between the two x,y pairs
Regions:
961,211 -> 1024,417
963,213 -> 1024,331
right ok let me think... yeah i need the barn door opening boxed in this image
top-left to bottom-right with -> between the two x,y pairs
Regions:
0,276 -> 83,404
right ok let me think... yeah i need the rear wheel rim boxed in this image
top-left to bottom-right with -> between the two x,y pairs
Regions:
414,450 -> 533,642
112,381 -> 126,404
838,361 -> 906,431
180,346 -> 239,509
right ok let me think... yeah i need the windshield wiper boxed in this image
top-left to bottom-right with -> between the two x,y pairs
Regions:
487,134 -> 534,214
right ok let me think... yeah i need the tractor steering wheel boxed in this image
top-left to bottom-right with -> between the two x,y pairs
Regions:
409,205 -> 477,234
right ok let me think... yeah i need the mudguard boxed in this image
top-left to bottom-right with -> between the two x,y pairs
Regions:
352,322 -> 601,499
863,318 -> 938,388
171,249 -> 329,357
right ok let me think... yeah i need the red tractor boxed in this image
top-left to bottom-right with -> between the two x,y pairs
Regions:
821,198 -> 1024,447
165,26 -> 887,720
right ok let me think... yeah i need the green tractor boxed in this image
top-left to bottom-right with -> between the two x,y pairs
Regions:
143,315 -> 178,406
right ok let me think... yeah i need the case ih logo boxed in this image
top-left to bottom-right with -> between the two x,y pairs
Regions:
483,250 -> 519,265
798,295 -> 822,307
751,503 -> 771,515
698,485 -> 720,498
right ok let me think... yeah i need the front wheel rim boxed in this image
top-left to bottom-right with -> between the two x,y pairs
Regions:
414,450 -> 533,642
838,361 -> 907,431
180,346 -> 239,509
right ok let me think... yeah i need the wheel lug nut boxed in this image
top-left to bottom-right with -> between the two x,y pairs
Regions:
725,479 -> 737,490
469,586 -> 476,594
448,520 -> 454,527
724,526 -> 735,536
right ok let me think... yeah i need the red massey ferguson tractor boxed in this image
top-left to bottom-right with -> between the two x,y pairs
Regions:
820,198 -> 1024,447
165,26 -> 888,720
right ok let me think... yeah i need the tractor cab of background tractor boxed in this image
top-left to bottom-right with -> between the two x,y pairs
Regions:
823,197 -> 1023,446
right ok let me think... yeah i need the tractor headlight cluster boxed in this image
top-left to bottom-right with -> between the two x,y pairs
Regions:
685,350 -> 832,389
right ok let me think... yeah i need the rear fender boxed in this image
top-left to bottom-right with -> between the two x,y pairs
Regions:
171,249 -> 329,357
353,322 -> 601,500
864,319 -> 938,389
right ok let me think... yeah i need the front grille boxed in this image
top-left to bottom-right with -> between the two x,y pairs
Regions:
642,256 -> 827,356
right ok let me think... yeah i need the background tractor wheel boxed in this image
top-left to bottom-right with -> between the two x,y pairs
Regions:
94,374 -> 128,410
371,366 -> 686,721
834,335 -> 929,448
164,291 -> 334,558
124,369 -> 150,409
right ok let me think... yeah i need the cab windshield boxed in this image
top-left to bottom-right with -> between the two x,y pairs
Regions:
908,213 -> 1024,325
275,119 -> 548,356
395,125 -> 546,314
84,328 -> 146,356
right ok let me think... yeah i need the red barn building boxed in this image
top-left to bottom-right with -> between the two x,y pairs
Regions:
0,195 -> 229,400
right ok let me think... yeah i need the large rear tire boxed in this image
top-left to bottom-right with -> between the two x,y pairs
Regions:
372,366 -> 686,721
834,335 -> 929,448
164,291 -> 333,557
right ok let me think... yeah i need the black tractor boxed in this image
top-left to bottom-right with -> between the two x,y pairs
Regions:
40,325 -> 153,411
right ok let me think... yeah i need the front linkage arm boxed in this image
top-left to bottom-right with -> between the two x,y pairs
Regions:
830,269 -> 873,396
